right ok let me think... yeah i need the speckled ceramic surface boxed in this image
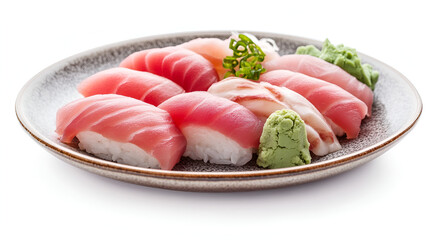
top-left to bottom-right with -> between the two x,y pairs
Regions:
16,31 -> 422,191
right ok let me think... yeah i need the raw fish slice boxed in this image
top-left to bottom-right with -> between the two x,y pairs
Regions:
208,78 -> 341,156
179,38 -> 232,79
56,94 -> 186,170
158,92 -> 263,166
259,70 -> 368,139
179,34 -> 280,79
119,47 -> 218,92
264,54 -> 374,115
77,67 -> 184,106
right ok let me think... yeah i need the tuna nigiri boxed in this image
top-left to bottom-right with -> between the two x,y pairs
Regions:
264,54 -> 374,115
208,78 -> 341,156
56,94 -> 186,170
179,38 -> 232,79
259,70 -> 368,139
158,91 -> 264,166
119,47 -> 219,92
77,67 -> 184,106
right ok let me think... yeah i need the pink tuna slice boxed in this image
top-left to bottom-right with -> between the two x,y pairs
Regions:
56,94 -> 186,170
158,91 -> 263,149
77,67 -> 184,106
119,47 -> 219,92
259,70 -> 368,139
264,54 -> 374,115
179,38 -> 232,79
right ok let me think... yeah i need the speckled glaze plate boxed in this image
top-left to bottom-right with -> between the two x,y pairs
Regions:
16,31 -> 422,192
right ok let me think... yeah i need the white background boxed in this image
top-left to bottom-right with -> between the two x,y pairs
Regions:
1,0 -> 427,239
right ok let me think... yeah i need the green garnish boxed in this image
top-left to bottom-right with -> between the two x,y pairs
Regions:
222,34 -> 266,80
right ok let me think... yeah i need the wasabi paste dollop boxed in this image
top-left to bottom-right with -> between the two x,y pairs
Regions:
296,39 -> 379,90
257,109 -> 311,169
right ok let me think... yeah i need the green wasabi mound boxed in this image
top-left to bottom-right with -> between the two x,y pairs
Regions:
257,109 -> 311,169
296,39 -> 379,90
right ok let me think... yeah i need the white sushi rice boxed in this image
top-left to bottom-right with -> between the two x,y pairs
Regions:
76,131 -> 160,169
181,126 -> 253,166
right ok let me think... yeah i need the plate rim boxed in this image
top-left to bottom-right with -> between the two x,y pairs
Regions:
15,30 -> 423,181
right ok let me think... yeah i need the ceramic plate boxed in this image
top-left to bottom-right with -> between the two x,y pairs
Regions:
16,31 -> 422,192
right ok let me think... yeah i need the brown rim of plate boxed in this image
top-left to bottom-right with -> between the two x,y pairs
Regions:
15,31 -> 423,181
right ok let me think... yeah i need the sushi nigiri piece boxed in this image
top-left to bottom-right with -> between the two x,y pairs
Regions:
119,47 -> 219,92
208,77 -> 341,156
56,94 -> 186,170
179,38 -> 232,79
77,67 -> 184,106
264,54 -> 374,115
259,70 -> 368,139
179,33 -> 280,79
158,91 -> 264,166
